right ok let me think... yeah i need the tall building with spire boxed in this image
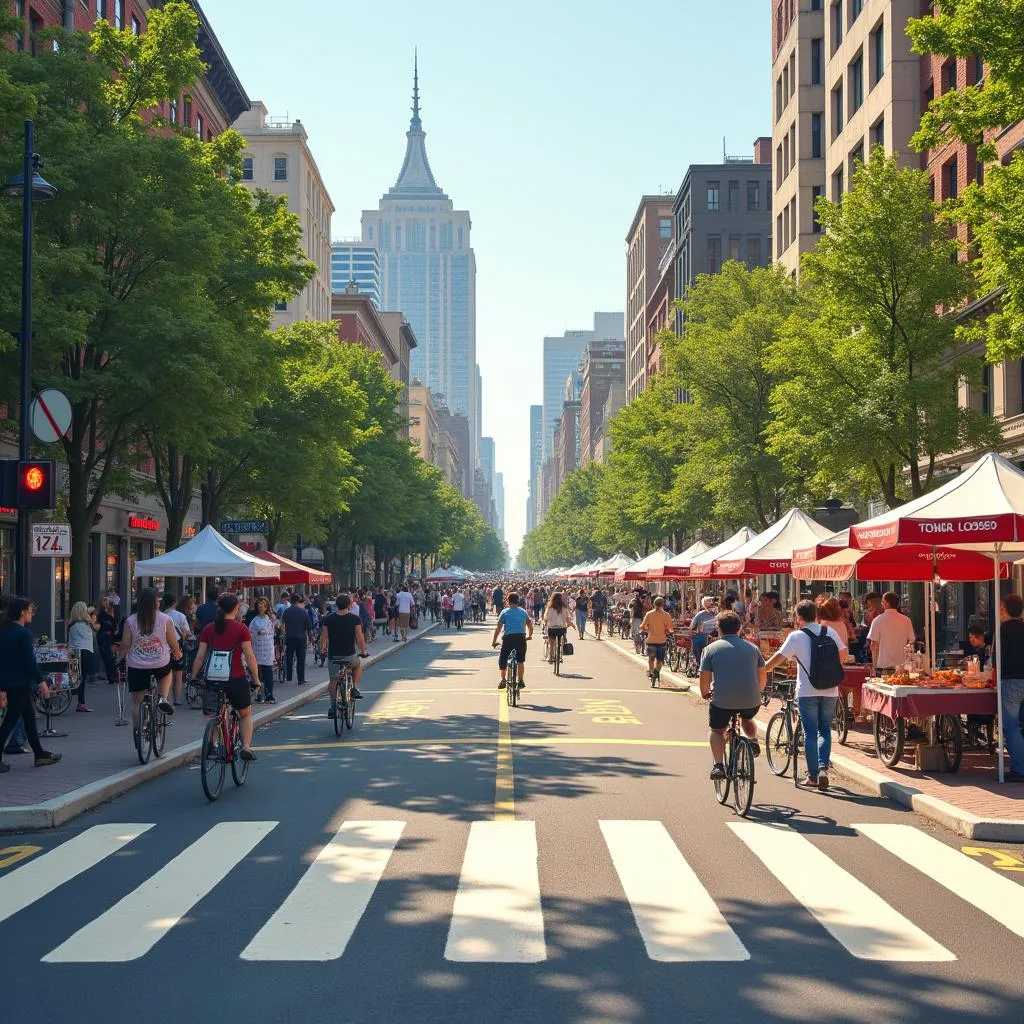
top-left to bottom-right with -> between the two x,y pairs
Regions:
362,58 -> 479,467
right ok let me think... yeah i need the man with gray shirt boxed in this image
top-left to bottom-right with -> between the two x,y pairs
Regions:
699,610 -> 767,781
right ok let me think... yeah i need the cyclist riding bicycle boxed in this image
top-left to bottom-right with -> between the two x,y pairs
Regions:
543,592 -> 571,663
320,594 -> 367,716
698,610 -> 766,780
641,596 -> 674,679
492,591 -> 532,690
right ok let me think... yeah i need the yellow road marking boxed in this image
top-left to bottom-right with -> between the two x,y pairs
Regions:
961,847 -> 1024,872
253,737 -> 708,752
0,844 -> 43,869
495,693 -> 515,821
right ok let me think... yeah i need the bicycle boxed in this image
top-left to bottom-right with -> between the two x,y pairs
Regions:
329,659 -> 357,737
551,631 -> 564,676
183,639 -> 203,708
200,684 -> 253,802
506,644 -> 523,707
764,678 -> 804,785
313,628 -> 327,667
133,674 -> 168,765
712,710 -> 757,816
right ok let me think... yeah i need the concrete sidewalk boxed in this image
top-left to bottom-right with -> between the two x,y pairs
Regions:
605,634 -> 1024,841
0,623 -> 437,832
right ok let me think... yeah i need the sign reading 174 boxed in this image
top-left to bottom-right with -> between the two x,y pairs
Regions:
31,523 -> 71,558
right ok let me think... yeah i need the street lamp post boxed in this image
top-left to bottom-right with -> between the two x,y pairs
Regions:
2,119 -> 58,595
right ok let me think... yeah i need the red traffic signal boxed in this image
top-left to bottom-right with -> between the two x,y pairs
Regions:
17,460 -> 56,509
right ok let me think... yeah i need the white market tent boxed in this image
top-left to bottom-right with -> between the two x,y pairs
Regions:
650,540 -> 712,579
711,508 -> 832,577
133,525 -> 279,578
592,552 -> 635,578
687,528 -> 758,580
615,546 -> 675,581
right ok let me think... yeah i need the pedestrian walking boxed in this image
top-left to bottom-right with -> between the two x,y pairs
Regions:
67,601 -> 99,712
281,594 -> 312,684
161,591 -> 194,706
574,587 -> 589,639
0,596 -> 63,772
96,595 -> 119,684
248,597 -> 277,703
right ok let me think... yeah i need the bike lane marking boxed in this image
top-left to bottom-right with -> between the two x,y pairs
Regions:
495,693 -> 515,821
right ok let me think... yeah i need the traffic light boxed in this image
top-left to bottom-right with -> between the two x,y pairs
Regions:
17,459 -> 56,509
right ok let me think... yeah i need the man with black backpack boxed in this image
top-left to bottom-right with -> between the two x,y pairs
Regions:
765,599 -> 848,792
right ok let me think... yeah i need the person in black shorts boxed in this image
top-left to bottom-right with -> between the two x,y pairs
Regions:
320,594 -> 367,716
590,588 -> 609,639
192,593 -> 262,761
698,610 -> 767,780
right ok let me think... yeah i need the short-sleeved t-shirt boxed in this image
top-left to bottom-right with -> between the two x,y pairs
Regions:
282,604 -> 310,638
590,592 -> 608,616
545,606 -> 571,630
396,591 -> 414,614
195,601 -> 218,631
641,609 -> 674,645
699,635 -> 765,709
866,609 -> 916,669
452,593 -> 465,611
323,612 -> 359,659
778,624 -> 847,699
498,606 -> 530,636
691,609 -> 718,635
199,619 -> 251,679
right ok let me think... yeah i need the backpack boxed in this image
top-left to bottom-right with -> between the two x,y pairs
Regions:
798,626 -> 845,690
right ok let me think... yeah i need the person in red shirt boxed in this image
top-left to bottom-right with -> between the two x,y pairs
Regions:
191,593 -> 262,761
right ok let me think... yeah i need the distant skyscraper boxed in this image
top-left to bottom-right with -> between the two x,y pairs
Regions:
331,242 -> 380,307
528,404 -> 543,532
362,56 -> 478,464
542,313 -> 624,461
495,471 -> 505,544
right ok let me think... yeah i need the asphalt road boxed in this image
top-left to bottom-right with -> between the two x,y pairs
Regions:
2,621 -> 1023,1024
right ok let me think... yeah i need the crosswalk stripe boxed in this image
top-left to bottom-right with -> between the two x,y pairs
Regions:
444,820 -> 545,962
729,823 -> 955,961
42,821 -> 277,963
601,820 -> 749,961
0,823 -> 153,924
240,821 -> 405,961
855,823 -> 1024,940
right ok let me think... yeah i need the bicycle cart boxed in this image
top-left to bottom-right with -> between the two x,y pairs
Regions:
34,644 -> 74,737
861,678 -> 995,772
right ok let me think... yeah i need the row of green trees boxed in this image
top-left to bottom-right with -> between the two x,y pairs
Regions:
521,2 -> 1024,570
0,6 -> 505,600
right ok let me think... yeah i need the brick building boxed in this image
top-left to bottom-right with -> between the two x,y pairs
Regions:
578,340 -> 627,467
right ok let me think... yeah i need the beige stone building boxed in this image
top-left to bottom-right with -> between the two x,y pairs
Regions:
409,380 -> 440,468
772,0 -> 919,276
234,101 -> 334,325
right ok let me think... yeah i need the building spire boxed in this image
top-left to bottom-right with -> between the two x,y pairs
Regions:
411,49 -> 422,132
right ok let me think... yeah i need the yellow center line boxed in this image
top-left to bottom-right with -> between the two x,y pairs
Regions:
495,692 -> 515,821
253,736 -> 708,753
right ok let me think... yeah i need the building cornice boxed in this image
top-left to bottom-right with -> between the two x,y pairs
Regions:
188,1 -> 249,124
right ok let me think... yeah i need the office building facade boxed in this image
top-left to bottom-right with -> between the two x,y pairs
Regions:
361,60 -> 479,463
331,241 -> 381,307
579,340 -> 627,466
528,404 -> 543,532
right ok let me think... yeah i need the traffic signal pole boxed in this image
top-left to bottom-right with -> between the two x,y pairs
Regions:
16,121 -> 34,597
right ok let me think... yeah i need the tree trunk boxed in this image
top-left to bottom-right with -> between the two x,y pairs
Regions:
349,540 -> 358,588
66,455 -> 101,605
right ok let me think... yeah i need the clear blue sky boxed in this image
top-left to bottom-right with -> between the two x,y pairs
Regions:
200,0 -> 770,559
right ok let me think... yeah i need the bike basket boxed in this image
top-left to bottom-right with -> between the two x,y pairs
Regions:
201,683 -> 224,715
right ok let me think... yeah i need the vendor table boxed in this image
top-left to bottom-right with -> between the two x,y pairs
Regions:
861,679 -> 996,772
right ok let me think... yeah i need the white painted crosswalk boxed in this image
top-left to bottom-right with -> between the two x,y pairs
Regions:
0,818 -> 1019,965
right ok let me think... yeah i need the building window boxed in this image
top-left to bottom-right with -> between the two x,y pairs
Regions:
728,236 -> 741,262
274,300 -> 287,312
811,0 -> 822,8
871,21 -> 884,85
274,156 -> 288,181
941,59 -> 956,94
974,55 -> 984,84
944,155 -> 958,200
811,185 -> 824,233
870,116 -> 884,149
924,80 -> 934,109
114,0 -> 124,29
783,64 -> 790,107
850,143 -> 864,180
850,53 -> 864,111
976,155 -> 985,186
707,181 -> 720,212
832,82 -> 844,137
97,0 -> 108,19
833,167 -> 844,202
775,75 -> 783,123
850,0 -> 863,20
195,113 -> 203,140
169,98 -> 178,124
131,15 -> 141,35
766,182 -> 772,210
707,237 -> 721,274
241,156 -> 253,180
981,363 -> 992,416
747,180 -> 760,211
776,213 -> 783,256
776,144 -> 783,182
811,111 -> 823,158
14,0 -> 24,51
182,97 -> 192,128
746,236 -> 761,266
659,217 -> 672,239
728,180 -> 739,211
811,37 -> 823,85
832,0 -> 843,51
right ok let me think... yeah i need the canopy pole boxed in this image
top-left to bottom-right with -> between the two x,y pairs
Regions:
993,547 -> 1005,785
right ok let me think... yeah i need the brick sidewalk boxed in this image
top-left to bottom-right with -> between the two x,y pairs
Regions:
0,625 -> 427,825
605,634 -> 1024,839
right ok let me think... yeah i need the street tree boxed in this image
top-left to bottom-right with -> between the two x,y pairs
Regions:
767,151 -> 1000,506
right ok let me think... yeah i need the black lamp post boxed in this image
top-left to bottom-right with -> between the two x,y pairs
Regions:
2,120 -> 58,595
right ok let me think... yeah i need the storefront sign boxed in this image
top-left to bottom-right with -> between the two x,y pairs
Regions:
31,522 -> 71,558
0,506 -> 15,516
221,519 -> 269,535
128,515 -> 160,532
182,525 -> 197,538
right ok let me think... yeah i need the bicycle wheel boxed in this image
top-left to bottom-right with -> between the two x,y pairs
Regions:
152,706 -> 166,757
765,711 -> 791,776
936,714 -> 963,773
832,698 -> 849,746
345,684 -> 356,729
134,699 -> 153,765
553,642 -> 561,676
333,687 -> 343,737
792,721 -> 804,786
230,711 -> 249,786
506,653 -> 517,707
872,712 -> 905,767
732,739 -> 755,817
185,679 -> 203,708
49,688 -> 73,716
201,717 -> 226,801
713,755 -> 731,805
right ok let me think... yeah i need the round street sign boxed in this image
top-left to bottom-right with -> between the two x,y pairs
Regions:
30,388 -> 72,444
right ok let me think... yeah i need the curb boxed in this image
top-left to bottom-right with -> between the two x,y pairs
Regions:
0,622 -> 439,833
605,636 -> 1024,841
603,633 -> 693,693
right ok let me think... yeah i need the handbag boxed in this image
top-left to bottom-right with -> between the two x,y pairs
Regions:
563,641 -> 574,656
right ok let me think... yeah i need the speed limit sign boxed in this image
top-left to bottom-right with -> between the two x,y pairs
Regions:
31,523 -> 71,557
